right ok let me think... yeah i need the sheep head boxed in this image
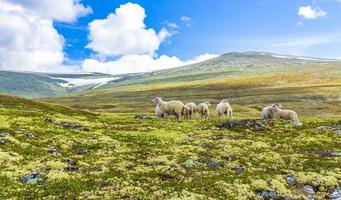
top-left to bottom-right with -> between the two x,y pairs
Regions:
152,97 -> 162,104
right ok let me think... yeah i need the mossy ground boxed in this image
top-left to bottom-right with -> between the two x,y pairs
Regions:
0,95 -> 340,199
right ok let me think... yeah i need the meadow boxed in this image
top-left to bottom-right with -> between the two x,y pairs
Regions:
0,93 -> 340,199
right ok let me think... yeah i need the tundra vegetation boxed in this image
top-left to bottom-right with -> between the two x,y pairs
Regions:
0,93 -> 340,199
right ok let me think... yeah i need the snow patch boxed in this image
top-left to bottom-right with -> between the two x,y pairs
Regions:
51,77 -> 121,88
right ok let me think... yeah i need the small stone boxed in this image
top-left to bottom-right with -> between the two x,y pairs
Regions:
0,138 -> 10,144
44,118 -> 55,123
59,122 -> 81,129
234,165 -> 245,173
207,161 -> 223,168
329,188 -> 341,200
25,132 -> 35,138
0,132 -> 11,137
21,172 -> 44,184
78,149 -> 88,155
256,190 -> 277,199
47,146 -> 61,156
182,159 -> 198,169
286,175 -> 297,186
63,166 -> 79,172
318,150 -> 341,157
64,159 -> 77,165
134,114 -> 152,120
303,185 -> 316,200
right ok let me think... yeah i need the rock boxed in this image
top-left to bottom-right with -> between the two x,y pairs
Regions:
317,150 -> 341,157
255,190 -> 277,199
78,149 -> 88,155
234,165 -> 245,174
0,138 -> 10,144
47,146 -> 61,156
317,126 -> 333,130
64,159 -> 77,165
329,188 -> 341,200
0,132 -> 11,137
182,159 -> 199,169
59,122 -> 81,129
207,161 -> 223,168
286,175 -> 297,186
63,166 -> 79,172
303,185 -> 315,200
145,126 -> 154,131
25,132 -> 35,138
21,172 -> 44,184
134,114 -> 152,120
217,119 -> 266,131
44,118 -> 55,123
221,156 -> 233,161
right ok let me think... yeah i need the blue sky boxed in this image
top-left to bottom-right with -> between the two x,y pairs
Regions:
56,0 -> 341,62
1,0 -> 341,74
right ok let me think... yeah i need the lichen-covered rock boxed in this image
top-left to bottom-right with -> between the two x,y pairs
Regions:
21,172 -> 44,184
182,159 -> 199,169
207,161 -> 223,168
47,146 -> 61,156
134,114 -> 152,120
235,165 -> 245,174
59,122 -> 81,129
25,132 -> 35,138
0,132 -> 11,137
329,188 -> 341,200
255,190 -> 277,199
217,119 -> 266,131
286,175 -> 297,186
78,149 -> 88,155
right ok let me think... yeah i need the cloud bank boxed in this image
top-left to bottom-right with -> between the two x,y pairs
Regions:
83,3 -> 218,75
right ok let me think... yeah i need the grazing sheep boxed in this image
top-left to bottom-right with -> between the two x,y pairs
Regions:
261,103 -> 282,120
197,102 -> 211,119
154,105 -> 165,118
184,102 -> 197,119
216,99 -> 233,119
272,104 -> 301,124
152,97 -> 187,121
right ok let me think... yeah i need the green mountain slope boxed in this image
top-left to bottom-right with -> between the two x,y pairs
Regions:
44,52 -> 341,117
0,71 -> 120,98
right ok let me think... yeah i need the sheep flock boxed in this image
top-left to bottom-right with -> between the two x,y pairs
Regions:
152,97 -> 302,125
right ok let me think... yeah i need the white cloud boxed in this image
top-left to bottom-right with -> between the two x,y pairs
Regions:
11,0 -> 92,23
82,54 -> 219,75
298,6 -> 326,19
86,2 -> 171,57
180,16 -> 192,27
0,0 -> 90,72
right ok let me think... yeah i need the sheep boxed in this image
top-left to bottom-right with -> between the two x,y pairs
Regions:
197,102 -> 211,119
184,102 -> 197,119
216,99 -> 233,119
261,103 -> 282,121
271,104 -> 301,125
154,105 -> 165,118
152,97 -> 188,121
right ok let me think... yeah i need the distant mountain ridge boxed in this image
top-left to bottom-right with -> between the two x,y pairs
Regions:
1,52 -> 341,98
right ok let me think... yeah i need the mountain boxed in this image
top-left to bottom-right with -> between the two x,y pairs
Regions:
0,71 -> 122,98
43,52 -> 341,117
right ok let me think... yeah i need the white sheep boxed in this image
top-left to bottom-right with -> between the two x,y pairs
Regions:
197,102 -> 211,119
152,97 -> 188,121
216,99 -> 233,119
261,103 -> 282,120
154,105 -> 165,118
184,102 -> 197,119
272,104 -> 301,124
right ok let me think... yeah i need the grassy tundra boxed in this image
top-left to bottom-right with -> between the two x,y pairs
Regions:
0,92 -> 340,199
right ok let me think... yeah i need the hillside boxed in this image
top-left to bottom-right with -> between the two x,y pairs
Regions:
44,52 -> 341,117
0,94 -> 340,199
0,71 -> 121,98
